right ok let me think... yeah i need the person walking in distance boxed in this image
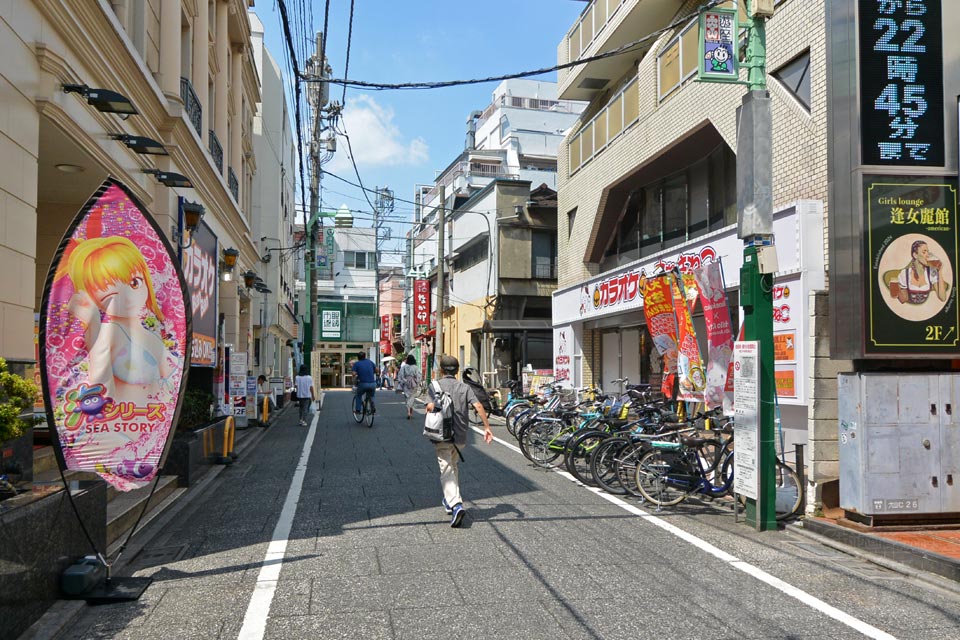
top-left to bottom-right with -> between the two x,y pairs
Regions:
426,354 -> 493,527
399,354 -> 422,420
351,351 -> 379,414
294,365 -> 315,426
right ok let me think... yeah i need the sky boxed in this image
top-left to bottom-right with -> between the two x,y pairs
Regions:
253,0 -> 588,265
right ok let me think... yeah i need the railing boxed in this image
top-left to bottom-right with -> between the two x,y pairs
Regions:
568,0 -> 627,62
568,77 -> 639,175
477,96 -> 582,127
424,161 -> 519,204
208,130 -> 223,174
179,77 -> 202,135
534,260 -> 558,279
228,167 -> 239,201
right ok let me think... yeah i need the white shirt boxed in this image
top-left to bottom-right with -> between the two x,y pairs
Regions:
295,375 -> 314,399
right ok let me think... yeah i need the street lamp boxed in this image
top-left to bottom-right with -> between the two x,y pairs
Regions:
109,134 -> 168,155
143,168 -> 193,189
62,84 -> 138,118
222,247 -> 239,282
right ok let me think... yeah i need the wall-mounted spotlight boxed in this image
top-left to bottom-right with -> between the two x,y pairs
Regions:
222,247 -> 239,282
63,84 -> 138,118
110,134 -> 168,155
242,270 -> 258,289
143,168 -> 193,189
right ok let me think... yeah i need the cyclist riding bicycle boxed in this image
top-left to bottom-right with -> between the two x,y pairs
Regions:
351,352 -> 379,414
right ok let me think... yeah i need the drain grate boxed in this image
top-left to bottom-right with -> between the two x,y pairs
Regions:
788,541 -> 850,559
136,544 -> 188,565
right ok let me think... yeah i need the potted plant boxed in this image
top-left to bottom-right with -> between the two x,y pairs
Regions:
0,358 -> 40,500
163,388 -> 218,486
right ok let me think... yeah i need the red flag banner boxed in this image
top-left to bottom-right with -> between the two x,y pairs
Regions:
642,275 -> 678,398
39,179 -> 190,491
693,260 -> 734,412
673,277 -> 706,401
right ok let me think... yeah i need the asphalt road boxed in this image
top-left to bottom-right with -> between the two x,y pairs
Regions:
60,389 -> 960,640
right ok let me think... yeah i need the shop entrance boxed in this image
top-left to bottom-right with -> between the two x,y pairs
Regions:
601,325 -> 655,394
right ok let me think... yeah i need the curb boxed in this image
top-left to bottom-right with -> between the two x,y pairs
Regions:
798,518 -> 960,590
17,406 -> 285,640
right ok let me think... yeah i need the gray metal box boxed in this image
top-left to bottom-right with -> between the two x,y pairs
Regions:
839,373 -> 960,516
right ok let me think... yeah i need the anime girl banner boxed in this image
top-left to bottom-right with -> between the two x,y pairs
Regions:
672,277 -> 705,402
39,179 -> 190,491
693,260 -> 734,413
642,275 -> 678,399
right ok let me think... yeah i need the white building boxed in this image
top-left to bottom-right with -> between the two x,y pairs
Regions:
249,12 -> 298,384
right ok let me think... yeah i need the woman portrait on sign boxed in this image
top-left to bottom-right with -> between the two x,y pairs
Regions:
895,239 -> 950,305
65,236 -> 172,405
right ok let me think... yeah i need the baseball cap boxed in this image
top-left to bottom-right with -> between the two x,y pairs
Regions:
439,355 -> 459,374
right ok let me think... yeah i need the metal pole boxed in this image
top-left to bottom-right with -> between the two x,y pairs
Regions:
435,185 -> 445,374
739,0 -> 777,531
374,187 -> 381,372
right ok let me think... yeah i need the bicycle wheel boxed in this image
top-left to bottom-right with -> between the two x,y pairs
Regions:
590,436 -> 629,495
352,395 -> 363,423
565,430 -> 607,486
505,402 -> 532,437
634,450 -> 689,507
364,396 -> 375,428
615,442 -> 651,499
519,421 -> 563,468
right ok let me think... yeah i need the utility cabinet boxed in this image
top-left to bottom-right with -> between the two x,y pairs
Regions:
839,373 -> 960,522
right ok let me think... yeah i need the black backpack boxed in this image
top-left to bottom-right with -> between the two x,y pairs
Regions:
462,367 -> 500,416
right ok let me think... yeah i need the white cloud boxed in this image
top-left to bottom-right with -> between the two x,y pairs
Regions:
329,96 -> 428,171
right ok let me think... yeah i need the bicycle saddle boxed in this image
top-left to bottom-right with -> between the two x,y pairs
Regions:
681,436 -> 708,448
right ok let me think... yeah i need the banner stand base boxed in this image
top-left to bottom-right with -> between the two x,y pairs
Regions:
77,577 -> 152,604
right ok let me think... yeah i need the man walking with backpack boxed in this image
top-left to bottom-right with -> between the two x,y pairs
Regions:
426,354 -> 493,527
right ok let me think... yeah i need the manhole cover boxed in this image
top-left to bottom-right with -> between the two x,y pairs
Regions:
136,544 -> 187,565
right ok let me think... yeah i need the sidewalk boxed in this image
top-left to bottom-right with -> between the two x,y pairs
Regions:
803,516 -> 960,584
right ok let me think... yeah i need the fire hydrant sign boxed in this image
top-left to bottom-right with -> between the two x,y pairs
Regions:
733,341 -> 759,500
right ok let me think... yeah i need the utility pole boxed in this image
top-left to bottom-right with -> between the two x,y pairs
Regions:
373,186 -> 393,370
434,185 -> 445,374
738,0 -> 777,531
303,31 -> 331,370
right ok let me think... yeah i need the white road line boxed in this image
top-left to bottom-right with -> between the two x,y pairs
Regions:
238,412 -> 319,640
473,426 -> 898,640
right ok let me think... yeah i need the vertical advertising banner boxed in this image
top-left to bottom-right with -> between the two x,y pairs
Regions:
642,275 -> 678,398
863,177 -> 959,354
673,278 -> 706,401
39,179 -> 190,491
693,260 -> 734,412
414,279 -> 431,336
181,214 -> 217,367
698,7 -> 739,83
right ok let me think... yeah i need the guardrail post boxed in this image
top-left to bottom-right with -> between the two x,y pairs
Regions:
794,442 -> 806,515
216,417 -> 235,465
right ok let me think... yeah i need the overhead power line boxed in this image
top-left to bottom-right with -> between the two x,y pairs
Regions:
300,0 -> 722,91
275,0 -> 309,219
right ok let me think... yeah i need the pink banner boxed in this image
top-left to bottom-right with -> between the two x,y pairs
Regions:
693,260 -> 734,412
673,278 -> 706,401
642,275 -> 678,398
40,180 -> 190,491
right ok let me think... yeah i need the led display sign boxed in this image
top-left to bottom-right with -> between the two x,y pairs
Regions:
858,0 -> 944,167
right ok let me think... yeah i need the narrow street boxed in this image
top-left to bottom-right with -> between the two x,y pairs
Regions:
63,391 -> 960,640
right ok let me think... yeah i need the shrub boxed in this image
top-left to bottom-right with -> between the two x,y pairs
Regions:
0,358 -> 39,442
177,388 -> 216,432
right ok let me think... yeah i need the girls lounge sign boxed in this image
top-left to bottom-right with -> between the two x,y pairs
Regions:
864,176 -> 959,355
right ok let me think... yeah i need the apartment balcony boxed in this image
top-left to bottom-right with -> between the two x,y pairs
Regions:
228,167 -> 239,201
422,156 -> 518,210
208,130 -> 223,174
179,77 -> 202,135
557,0 -> 678,101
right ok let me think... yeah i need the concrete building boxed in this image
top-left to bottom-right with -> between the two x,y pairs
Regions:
408,80 -> 584,382
249,11 -> 297,385
552,0 -> 831,503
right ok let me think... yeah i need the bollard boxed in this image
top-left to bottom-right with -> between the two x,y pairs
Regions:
794,442 -> 806,515
216,416 -> 235,465
262,396 -> 270,425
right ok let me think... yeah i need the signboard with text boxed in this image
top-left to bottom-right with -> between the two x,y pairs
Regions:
733,341 -> 759,501
181,214 -> 218,366
858,0 -> 944,166
414,279 -> 431,337
863,176 -> 959,354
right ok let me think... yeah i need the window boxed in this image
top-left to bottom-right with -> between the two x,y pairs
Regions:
499,115 -> 510,141
343,251 -> 373,269
773,50 -> 812,111
531,230 -> 557,279
567,208 -> 577,239
568,78 -> 638,174
453,238 -> 488,272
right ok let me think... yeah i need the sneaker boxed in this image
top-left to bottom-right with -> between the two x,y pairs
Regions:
450,503 -> 465,528
442,498 -> 453,515
299,420 -> 306,426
